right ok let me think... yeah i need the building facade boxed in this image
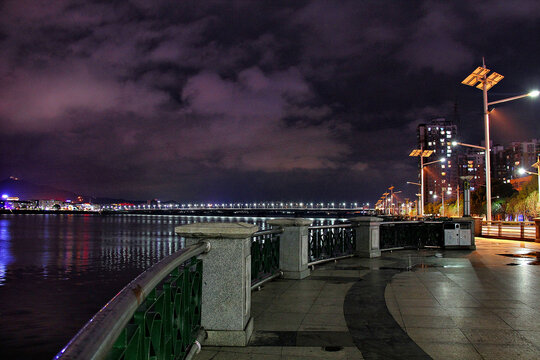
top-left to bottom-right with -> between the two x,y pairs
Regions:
417,118 -> 459,206
417,115 -> 539,209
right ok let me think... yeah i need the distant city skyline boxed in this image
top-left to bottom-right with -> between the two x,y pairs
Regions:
1,1 -> 539,203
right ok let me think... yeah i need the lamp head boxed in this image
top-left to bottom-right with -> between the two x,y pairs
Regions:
451,141 -> 458,147
440,157 -> 446,163
528,90 -> 540,98
518,168 -> 526,175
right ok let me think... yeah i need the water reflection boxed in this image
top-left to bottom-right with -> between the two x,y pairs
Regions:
0,219 -> 14,286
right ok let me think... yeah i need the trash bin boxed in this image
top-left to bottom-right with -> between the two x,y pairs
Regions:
443,221 -> 475,249
444,223 -> 460,246
458,222 -> 472,246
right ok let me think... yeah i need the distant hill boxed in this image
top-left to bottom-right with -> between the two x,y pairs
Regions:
0,177 -> 80,201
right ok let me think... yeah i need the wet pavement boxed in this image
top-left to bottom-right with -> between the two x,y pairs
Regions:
198,237 -> 540,359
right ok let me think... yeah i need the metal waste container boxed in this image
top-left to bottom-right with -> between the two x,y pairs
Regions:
444,223 -> 460,246
443,221 -> 474,248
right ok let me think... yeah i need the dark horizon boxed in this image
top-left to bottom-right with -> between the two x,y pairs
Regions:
1,1 -> 539,204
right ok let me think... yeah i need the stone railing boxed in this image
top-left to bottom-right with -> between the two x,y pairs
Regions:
55,216 -> 481,360
480,220 -> 536,241
54,241 -> 210,360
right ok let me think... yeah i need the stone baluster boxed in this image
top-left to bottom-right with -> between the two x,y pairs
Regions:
267,218 -> 312,279
350,217 -> 383,258
175,222 -> 258,346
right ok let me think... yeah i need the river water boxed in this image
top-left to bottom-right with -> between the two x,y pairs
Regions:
0,213 -> 339,359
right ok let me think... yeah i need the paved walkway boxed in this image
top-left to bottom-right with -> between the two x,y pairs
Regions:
199,238 -> 540,359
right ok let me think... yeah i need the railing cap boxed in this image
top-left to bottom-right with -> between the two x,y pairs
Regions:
349,216 -> 384,223
267,218 -> 312,227
175,222 -> 259,239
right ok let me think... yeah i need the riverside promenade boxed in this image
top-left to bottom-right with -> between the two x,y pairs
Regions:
199,237 -> 540,360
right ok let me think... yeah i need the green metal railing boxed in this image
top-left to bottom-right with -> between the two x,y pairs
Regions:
308,224 -> 355,265
380,221 -> 444,250
55,241 -> 210,360
251,228 -> 282,288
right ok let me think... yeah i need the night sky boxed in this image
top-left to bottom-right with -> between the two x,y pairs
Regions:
1,0 -> 539,203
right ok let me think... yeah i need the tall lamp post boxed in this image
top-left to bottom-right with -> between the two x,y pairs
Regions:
461,60 -> 538,221
422,158 -> 446,215
409,148 -> 434,216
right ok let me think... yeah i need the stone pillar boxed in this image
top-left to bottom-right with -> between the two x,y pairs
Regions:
350,217 -> 383,258
175,222 -> 258,346
472,216 -> 483,236
267,218 -> 312,279
535,218 -> 540,243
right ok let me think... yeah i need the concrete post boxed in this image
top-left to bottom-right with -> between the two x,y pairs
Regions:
472,216 -> 483,236
535,218 -> 540,243
267,218 -> 312,279
350,217 -> 383,258
175,222 -> 258,346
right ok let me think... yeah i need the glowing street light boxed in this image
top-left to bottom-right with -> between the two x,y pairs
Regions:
451,141 -> 486,150
462,60 -> 538,221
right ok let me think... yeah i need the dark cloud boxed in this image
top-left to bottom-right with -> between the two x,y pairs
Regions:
1,0 -> 539,202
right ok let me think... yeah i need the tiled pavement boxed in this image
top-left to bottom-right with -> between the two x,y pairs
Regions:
199,238 -> 540,359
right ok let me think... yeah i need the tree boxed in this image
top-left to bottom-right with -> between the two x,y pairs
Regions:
471,186 -> 486,217
506,178 -> 539,220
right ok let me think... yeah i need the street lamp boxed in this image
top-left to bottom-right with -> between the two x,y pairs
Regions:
461,60 -> 538,221
518,155 -> 540,204
409,148 -> 434,216
451,141 -> 486,150
408,153 -> 445,216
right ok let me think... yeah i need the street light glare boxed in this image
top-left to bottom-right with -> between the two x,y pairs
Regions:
440,158 -> 446,162
451,141 -> 457,146
529,90 -> 540,97
518,168 -> 526,175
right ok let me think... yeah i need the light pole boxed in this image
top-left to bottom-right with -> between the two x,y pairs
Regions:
461,61 -> 538,221
441,187 -> 446,217
518,155 -> 540,204
391,190 -> 402,215
409,148 -> 434,216
422,157 -> 446,214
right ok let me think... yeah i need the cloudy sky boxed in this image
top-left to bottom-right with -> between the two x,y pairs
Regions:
1,0 -> 539,203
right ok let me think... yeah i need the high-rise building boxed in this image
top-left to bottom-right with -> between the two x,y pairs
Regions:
489,139 -> 539,184
417,118 -> 458,203
458,149 -> 485,191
